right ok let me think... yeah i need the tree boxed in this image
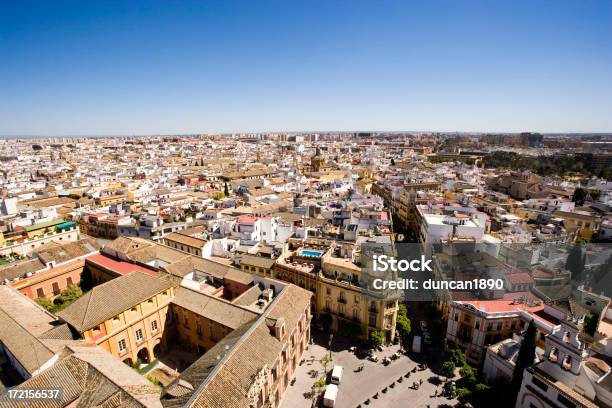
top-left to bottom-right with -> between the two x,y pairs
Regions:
583,312 -> 599,337
390,158 -> 395,166
456,387 -> 472,404
511,319 -> 537,397
449,348 -> 466,367
369,330 -> 385,348
441,360 -> 456,379
573,187 -> 588,206
320,354 -> 331,374
459,364 -> 476,386
36,297 -> 54,311
396,304 -> 411,346
565,242 -> 585,282
472,383 -> 495,407
223,182 -> 229,196
589,190 -> 602,201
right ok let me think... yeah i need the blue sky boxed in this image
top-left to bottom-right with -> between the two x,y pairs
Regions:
1,0 -> 611,135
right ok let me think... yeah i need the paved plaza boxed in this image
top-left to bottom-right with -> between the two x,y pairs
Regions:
281,333 -> 459,408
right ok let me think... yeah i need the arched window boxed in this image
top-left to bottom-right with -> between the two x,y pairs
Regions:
563,331 -> 570,343
562,355 -> 572,371
548,347 -> 558,362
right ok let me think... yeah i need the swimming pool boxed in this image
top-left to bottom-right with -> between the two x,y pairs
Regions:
300,249 -> 323,258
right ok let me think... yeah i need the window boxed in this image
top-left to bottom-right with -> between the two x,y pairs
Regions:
326,287 -> 331,295
36,288 -> 45,298
52,282 -> 60,295
475,320 -> 480,330
66,277 -> 73,286
135,329 -> 143,342
151,320 -> 158,333
496,322 -> 502,331
369,313 -> 377,327
118,339 -> 127,353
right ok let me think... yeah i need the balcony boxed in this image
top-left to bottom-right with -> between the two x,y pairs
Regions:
337,297 -> 347,304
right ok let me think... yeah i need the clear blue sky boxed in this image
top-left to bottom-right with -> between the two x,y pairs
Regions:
1,0 -> 611,136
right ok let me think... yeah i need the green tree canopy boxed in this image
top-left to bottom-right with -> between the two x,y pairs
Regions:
573,187 -> 588,206
441,360 -> 456,378
459,363 -> 477,386
369,330 -> 385,348
583,313 -> 599,337
396,304 -> 411,346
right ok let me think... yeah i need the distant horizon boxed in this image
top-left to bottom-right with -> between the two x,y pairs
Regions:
2,130 -> 612,140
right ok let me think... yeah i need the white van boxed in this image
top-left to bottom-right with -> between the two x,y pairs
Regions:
323,384 -> 338,407
330,365 -> 343,385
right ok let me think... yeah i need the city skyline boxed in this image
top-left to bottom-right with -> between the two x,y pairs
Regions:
1,0 -> 612,136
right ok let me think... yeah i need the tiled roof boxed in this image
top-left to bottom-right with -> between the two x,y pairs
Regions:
164,232 -> 207,248
0,308 -> 54,374
239,254 -> 275,269
186,285 -> 312,408
0,346 -> 162,408
34,237 -> 101,264
58,272 -> 174,332
86,253 -> 158,276
172,287 -> 258,329
0,258 -> 45,281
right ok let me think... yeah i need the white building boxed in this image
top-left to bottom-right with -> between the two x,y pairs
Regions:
516,319 -> 611,408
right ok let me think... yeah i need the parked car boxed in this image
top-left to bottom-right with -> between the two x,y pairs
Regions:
331,365 -> 343,385
323,384 -> 338,407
